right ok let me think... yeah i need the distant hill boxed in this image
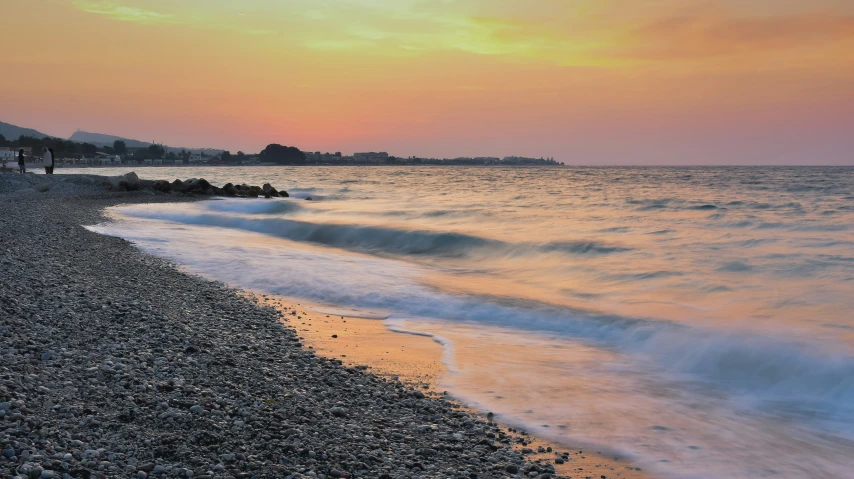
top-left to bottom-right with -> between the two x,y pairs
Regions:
68,130 -> 222,154
2,123 -> 224,155
69,130 -> 150,149
0,121 -> 50,140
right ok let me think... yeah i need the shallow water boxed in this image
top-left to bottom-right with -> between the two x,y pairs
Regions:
76,165 -> 854,478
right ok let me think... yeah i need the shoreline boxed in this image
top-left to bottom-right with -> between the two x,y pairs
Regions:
0,172 -> 568,479
252,294 -> 647,479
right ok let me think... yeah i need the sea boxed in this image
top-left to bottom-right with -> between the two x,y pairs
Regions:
69,166 -> 854,479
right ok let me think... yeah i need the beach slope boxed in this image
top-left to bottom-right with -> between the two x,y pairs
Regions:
0,173 -> 561,479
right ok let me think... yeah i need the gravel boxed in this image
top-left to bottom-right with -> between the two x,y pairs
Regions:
0,172 -> 562,479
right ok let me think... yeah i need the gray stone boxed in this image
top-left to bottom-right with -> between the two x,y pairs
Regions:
330,406 -> 347,418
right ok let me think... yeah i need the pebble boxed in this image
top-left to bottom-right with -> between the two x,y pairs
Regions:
329,406 -> 347,417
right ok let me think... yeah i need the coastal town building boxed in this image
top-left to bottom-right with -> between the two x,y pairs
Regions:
304,152 -> 343,163
0,149 -> 16,163
0,147 -> 33,162
501,156 -> 560,165
353,152 -> 389,164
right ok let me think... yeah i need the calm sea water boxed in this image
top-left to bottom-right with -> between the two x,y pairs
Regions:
74,166 -> 854,478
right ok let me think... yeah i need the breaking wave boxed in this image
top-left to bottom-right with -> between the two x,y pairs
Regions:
117,203 -> 630,260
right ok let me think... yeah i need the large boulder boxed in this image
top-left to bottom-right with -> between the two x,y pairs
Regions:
105,172 -> 140,191
171,179 -> 186,192
184,178 -> 213,194
151,180 -> 171,192
262,183 -> 280,197
222,183 -> 238,196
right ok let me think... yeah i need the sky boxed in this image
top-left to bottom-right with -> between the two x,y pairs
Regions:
2,0 -> 853,164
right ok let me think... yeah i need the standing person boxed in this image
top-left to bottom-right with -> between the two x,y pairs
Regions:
48,148 -> 56,173
42,147 -> 53,174
18,149 -> 26,173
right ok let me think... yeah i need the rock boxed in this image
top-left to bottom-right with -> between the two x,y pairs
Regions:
305,197 -> 313,201
35,183 -> 50,193
222,183 -> 238,196
171,179 -> 187,192
185,178 -> 213,194
505,464 -> 519,474
262,184 -> 279,197
330,406 -> 347,418
136,472 -> 148,479
106,172 -> 140,191
40,351 -> 54,361
151,180 -> 172,192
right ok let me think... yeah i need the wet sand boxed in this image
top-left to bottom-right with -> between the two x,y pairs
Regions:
253,293 -> 649,479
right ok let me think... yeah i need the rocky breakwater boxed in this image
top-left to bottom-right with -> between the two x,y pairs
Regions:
0,193 -> 566,478
0,172 -> 287,200
150,179 -> 288,199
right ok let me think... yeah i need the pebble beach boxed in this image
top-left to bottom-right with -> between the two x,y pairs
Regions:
0,172 -> 574,479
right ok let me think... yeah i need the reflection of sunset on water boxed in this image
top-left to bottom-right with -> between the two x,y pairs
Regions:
83,165 -> 854,478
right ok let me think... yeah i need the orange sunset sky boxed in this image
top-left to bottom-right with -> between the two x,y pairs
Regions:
2,0 -> 853,164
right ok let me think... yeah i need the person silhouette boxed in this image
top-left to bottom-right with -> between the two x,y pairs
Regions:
42,147 -> 54,174
18,149 -> 26,173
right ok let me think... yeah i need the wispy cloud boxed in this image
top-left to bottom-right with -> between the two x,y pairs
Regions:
608,12 -> 854,61
71,1 -> 273,35
68,0 -> 854,70
72,1 -> 175,25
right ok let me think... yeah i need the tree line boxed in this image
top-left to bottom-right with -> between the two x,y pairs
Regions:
0,134 -> 100,157
2,134 -> 308,165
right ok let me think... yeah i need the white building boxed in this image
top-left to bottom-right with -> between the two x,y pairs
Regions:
0,149 -> 15,163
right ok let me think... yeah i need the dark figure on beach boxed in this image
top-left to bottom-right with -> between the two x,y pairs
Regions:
18,149 -> 26,173
43,147 -> 54,174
